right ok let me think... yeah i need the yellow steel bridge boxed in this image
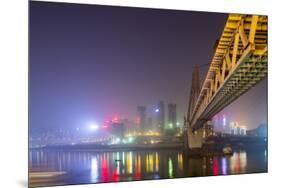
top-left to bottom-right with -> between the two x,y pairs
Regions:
186,14 -> 267,148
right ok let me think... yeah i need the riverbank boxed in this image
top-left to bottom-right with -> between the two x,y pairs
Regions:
31,142 -> 184,152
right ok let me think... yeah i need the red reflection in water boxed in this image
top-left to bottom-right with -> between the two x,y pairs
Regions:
236,154 -> 240,173
213,158 -> 218,176
136,169 -> 141,180
112,159 -> 120,182
135,156 -> 141,180
101,158 -> 109,182
112,170 -> 119,182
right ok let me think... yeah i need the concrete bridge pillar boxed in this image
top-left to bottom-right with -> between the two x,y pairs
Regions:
184,120 -> 213,152
187,125 -> 204,149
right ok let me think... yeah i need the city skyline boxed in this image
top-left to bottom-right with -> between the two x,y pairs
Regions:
28,2 -> 268,187
30,1 -> 267,134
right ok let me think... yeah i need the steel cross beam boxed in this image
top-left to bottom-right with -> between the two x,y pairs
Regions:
189,14 -> 268,131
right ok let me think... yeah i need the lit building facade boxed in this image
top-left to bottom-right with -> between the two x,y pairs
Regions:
156,101 -> 165,134
168,103 -> 177,129
137,106 -> 146,133
230,122 -> 247,136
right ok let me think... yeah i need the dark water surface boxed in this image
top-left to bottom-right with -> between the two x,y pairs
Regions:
29,148 -> 267,187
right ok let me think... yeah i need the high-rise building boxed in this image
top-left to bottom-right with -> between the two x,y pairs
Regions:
137,106 -> 146,132
168,104 -> 177,129
147,117 -> 152,132
229,122 -> 247,136
111,122 -> 125,138
156,101 -> 165,134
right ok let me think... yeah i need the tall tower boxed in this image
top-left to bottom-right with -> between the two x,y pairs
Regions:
137,106 -> 146,133
187,65 -> 200,122
156,101 -> 165,134
147,117 -> 152,132
168,104 -> 177,129
185,65 -> 201,152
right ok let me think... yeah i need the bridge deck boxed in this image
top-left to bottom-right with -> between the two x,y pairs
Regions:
190,14 -> 267,130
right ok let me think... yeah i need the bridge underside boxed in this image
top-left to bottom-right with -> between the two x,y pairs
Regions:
193,47 -> 267,130
188,14 -> 267,132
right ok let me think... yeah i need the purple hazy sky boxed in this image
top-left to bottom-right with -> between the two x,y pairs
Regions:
29,1 -> 267,133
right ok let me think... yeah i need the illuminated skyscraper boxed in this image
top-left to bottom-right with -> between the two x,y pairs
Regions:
156,101 -> 165,134
168,104 -> 177,129
137,106 -> 146,132
111,122 -> 125,138
147,117 -> 152,132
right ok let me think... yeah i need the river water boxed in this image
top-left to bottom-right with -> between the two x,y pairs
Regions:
29,148 -> 267,187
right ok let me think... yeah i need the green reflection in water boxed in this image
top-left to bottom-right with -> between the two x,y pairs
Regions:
168,158 -> 173,178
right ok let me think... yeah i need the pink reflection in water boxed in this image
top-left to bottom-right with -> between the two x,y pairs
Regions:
212,158 -> 218,176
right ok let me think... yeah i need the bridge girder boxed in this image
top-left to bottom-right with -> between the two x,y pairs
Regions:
189,14 -> 268,131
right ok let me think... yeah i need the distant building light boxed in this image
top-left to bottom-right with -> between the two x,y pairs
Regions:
90,124 -> 99,131
128,137 -> 134,143
109,137 -> 121,145
169,123 -> 173,128
155,108 -> 160,113
122,139 -> 127,144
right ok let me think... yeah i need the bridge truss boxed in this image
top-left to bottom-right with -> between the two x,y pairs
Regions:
188,14 -> 268,131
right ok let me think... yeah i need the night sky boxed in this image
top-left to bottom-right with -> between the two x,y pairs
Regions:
29,1 -> 267,133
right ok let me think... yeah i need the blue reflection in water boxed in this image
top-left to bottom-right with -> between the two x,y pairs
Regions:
154,174 -> 160,179
221,157 -> 227,175
91,157 -> 98,181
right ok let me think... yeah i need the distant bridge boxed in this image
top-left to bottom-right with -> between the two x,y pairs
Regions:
186,14 -> 267,149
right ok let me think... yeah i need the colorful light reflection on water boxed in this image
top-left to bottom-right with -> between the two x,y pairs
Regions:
29,149 -> 267,187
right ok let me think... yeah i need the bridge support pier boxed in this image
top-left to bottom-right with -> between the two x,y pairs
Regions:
187,125 -> 204,149
184,121 -> 213,155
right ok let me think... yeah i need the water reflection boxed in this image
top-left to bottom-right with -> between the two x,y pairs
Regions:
229,151 -> 247,173
135,154 -> 141,180
29,149 -> 267,187
178,153 -> 183,172
126,152 -> 133,174
168,158 -> 173,178
221,157 -> 227,175
91,157 -> 98,181
155,152 -> 159,172
212,157 -> 218,176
